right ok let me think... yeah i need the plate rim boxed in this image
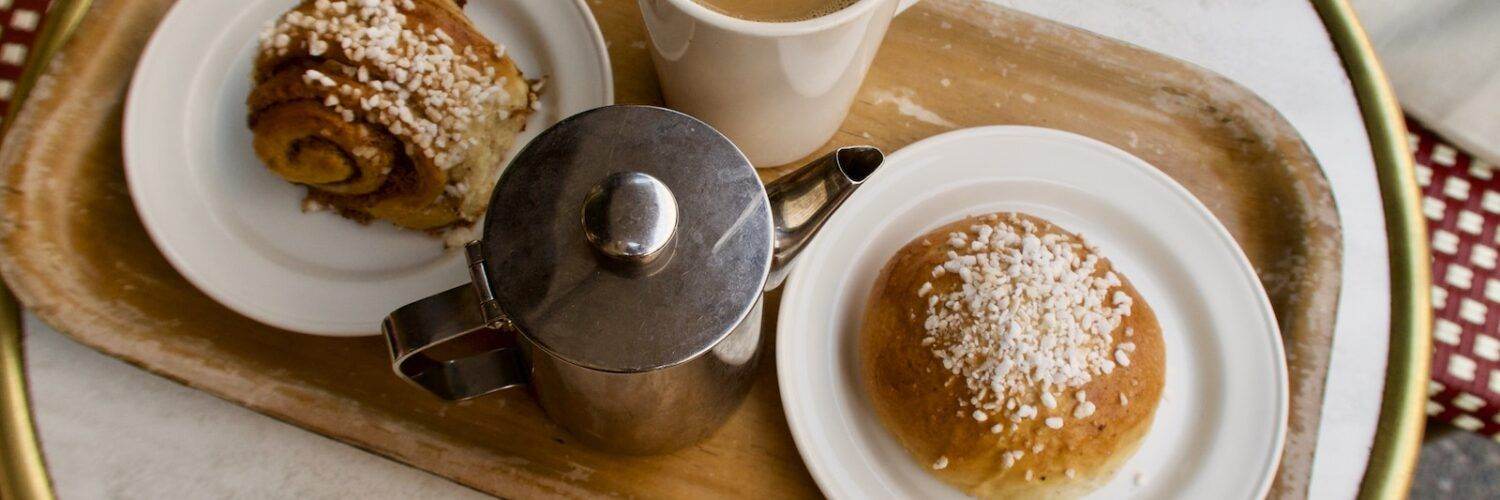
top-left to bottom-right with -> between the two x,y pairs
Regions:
776,125 -> 1289,499
120,0 -> 614,336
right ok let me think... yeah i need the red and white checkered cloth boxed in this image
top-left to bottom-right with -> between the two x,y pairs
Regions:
0,1 -> 1487,437
0,0 -> 53,127
1414,119 -> 1500,437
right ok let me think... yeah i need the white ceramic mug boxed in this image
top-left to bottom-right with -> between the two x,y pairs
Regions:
639,0 -> 919,167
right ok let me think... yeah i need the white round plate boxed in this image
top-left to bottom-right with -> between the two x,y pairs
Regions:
778,126 -> 1287,499
124,0 -> 613,336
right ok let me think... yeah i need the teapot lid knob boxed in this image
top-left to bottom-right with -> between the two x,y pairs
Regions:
475,105 -> 771,372
581,171 -> 678,264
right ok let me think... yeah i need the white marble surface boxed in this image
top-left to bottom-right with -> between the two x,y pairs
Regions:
21,0 -> 1392,498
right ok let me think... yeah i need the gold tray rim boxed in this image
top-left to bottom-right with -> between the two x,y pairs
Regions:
1311,0 -> 1432,498
0,0 -> 92,497
0,0 -> 1430,497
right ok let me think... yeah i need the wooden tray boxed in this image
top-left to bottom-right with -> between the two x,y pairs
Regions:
0,0 -> 1341,497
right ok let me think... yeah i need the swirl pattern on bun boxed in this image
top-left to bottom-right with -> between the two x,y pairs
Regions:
248,0 -> 533,231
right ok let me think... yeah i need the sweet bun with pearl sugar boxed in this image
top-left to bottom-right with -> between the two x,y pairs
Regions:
859,212 -> 1164,498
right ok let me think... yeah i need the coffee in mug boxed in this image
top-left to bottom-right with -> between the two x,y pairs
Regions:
692,0 -> 860,22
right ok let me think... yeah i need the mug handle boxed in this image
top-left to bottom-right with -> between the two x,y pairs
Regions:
383,265 -> 527,401
896,0 -> 920,14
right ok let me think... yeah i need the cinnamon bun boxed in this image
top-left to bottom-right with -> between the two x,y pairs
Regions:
248,0 -> 533,231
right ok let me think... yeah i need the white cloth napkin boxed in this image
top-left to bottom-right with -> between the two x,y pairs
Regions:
1353,0 -> 1500,165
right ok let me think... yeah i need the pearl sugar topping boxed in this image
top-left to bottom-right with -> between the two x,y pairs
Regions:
260,0 -> 519,171
919,214 -> 1133,433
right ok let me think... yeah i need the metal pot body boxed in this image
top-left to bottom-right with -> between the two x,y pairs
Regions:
524,298 -> 764,453
384,280 -> 767,454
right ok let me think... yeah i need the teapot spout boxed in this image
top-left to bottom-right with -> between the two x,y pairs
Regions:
764,146 -> 883,290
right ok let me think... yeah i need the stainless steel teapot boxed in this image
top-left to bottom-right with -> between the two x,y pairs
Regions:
382,105 -> 881,453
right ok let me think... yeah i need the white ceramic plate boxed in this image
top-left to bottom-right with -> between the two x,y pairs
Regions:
124,0 -> 612,336
778,126 -> 1287,499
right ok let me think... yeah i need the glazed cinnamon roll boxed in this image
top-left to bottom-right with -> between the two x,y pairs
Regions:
248,0 -> 533,231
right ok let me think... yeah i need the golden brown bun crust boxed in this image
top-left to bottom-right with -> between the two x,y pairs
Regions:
859,213 -> 1165,498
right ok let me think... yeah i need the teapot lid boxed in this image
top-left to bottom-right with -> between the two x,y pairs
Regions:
477,105 -> 771,372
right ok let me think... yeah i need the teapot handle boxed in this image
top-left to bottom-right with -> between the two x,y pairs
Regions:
383,280 -> 527,401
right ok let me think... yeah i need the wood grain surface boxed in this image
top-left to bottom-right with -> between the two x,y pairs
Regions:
0,0 -> 1340,497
